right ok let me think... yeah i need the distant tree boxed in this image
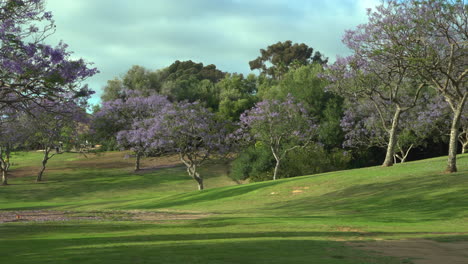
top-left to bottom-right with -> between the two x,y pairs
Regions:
162,60 -> 226,83
95,93 -> 171,170
216,73 -> 258,121
260,64 -> 344,148
100,78 -> 125,102
0,108 -> 28,185
341,94 -> 437,164
26,101 -> 88,182
147,102 -> 232,190
101,66 -> 162,102
249,41 -> 327,80
416,96 -> 468,155
238,96 -> 317,180
0,0 -> 97,110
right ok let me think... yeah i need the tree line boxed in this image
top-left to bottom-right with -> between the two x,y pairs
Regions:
0,0 -> 466,189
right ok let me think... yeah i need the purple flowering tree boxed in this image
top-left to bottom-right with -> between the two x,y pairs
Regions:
0,107 -> 28,185
96,93 -> 172,170
398,0 -> 467,172
26,101 -> 88,182
239,95 -> 317,180
325,42 -> 426,168
147,102 -> 231,190
336,0 -> 466,172
341,94 -> 441,164
417,96 -> 468,155
0,0 -> 98,110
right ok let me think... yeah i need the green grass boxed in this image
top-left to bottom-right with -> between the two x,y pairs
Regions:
0,151 -> 467,263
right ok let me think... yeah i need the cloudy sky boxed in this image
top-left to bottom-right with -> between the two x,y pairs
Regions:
45,0 -> 379,105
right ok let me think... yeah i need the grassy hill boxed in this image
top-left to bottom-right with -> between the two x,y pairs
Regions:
0,151 -> 467,263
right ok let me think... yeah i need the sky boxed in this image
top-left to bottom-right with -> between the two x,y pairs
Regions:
45,0 -> 380,105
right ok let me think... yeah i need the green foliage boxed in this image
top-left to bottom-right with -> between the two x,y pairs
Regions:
216,73 -> 258,121
229,144 -> 275,182
258,64 -> 345,149
249,40 -> 327,80
101,61 -> 226,104
230,144 -> 351,182
318,96 -> 345,148
280,144 -> 351,178
259,64 -> 327,114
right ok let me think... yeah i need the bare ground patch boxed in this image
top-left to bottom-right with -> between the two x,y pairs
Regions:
351,239 -> 468,264
66,152 -> 182,171
0,210 -> 212,223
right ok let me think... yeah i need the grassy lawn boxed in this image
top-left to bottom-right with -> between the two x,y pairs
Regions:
0,151 -> 467,263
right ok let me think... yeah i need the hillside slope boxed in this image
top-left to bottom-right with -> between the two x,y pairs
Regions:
0,152 -> 467,264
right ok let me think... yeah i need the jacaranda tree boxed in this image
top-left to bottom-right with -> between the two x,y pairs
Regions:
146,101 -> 232,190
96,92 -> 171,170
335,0 -> 466,172
26,101 -> 88,182
0,0 -> 97,110
0,106 -> 28,185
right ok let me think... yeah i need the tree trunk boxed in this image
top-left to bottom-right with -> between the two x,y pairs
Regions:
1,169 -> 7,185
0,147 -> 10,185
194,171 -> 204,190
459,131 -> 467,154
135,153 -> 141,171
271,146 -> 281,180
37,149 -> 50,182
187,166 -> 204,190
273,159 -> 280,181
382,108 -> 402,167
37,165 -> 46,182
446,109 -> 463,173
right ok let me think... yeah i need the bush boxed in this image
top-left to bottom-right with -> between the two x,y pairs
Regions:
229,144 -> 275,182
230,143 -> 351,182
280,144 -> 350,178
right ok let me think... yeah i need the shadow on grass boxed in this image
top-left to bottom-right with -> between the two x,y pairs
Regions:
121,178 -> 306,210
267,171 -> 468,222
0,223 -> 407,264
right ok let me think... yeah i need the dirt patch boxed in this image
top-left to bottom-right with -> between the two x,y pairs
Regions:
0,210 -> 102,222
351,239 -> 468,264
0,210 -> 211,223
335,226 -> 366,233
9,167 -> 74,178
133,164 -> 182,174
8,152 -> 183,178
69,152 -> 182,171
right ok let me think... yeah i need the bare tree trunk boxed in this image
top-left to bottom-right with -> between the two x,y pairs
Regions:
446,110 -> 463,173
271,146 -> 281,180
273,160 -> 280,181
458,131 -> 467,154
37,148 -> 50,182
1,169 -> 7,185
400,144 -> 413,163
194,171 -> 204,190
1,146 -> 10,185
187,166 -> 204,190
135,153 -> 141,171
180,155 -> 204,190
382,108 -> 402,167
37,166 -> 46,182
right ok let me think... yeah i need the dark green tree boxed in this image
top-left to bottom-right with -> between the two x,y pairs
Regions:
217,73 -> 258,121
249,41 -> 327,80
